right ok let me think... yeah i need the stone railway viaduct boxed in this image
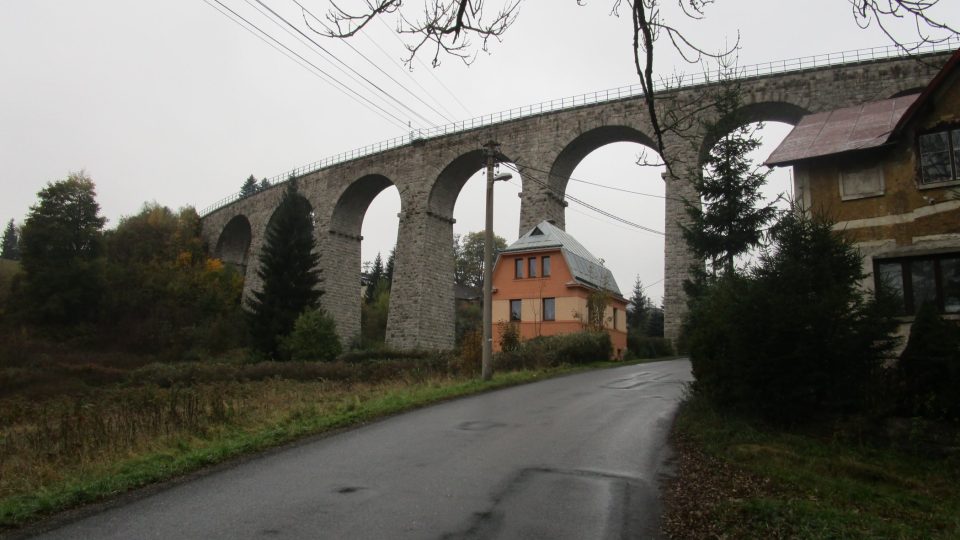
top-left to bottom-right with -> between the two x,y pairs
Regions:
200,47 -> 953,350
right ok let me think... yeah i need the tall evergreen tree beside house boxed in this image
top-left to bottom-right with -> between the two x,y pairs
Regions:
627,275 -> 651,334
247,179 -> 323,357
1,219 -> 20,260
239,175 -> 259,198
682,77 -> 778,280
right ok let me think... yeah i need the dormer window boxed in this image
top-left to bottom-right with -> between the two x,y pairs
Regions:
918,128 -> 960,185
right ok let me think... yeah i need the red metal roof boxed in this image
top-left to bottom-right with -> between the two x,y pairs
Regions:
766,48 -> 960,167
765,94 -> 918,166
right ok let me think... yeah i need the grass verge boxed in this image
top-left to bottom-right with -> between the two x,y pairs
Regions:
0,363 -> 620,531
662,395 -> 960,539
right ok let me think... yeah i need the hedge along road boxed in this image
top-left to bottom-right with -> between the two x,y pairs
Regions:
29,359 -> 692,540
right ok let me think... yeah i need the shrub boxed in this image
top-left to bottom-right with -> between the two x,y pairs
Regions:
897,303 -> 960,421
627,334 -> 674,359
685,212 -> 898,424
495,331 -> 612,370
280,309 -> 342,361
498,321 -> 521,352
451,329 -> 482,376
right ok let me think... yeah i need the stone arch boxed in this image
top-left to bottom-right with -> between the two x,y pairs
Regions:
325,174 -> 400,344
214,214 -> 252,276
697,101 -> 810,165
549,125 -> 659,194
427,148 -> 517,219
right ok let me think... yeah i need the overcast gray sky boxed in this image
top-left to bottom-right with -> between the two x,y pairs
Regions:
2,1 -> 957,304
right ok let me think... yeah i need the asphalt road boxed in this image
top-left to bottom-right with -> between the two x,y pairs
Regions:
31,359 -> 692,540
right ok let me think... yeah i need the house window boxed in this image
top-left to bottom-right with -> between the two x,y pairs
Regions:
612,308 -> 619,329
510,299 -> 522,321
543,298 -> 555,321
875,254 -> 960,314
542,256 -> 551,277
528,257 -> 537,278
515,258 -> 523,279
839,165 -> 884,200
918,128 -> 960,185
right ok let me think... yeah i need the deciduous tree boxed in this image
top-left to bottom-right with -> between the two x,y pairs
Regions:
18,172 -> 106,324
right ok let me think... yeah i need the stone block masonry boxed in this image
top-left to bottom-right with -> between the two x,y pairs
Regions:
201,52 -> 950,350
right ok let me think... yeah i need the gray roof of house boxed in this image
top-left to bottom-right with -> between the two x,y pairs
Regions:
499,220 -> 622,296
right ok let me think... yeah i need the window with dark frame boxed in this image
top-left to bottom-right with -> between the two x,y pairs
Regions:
514,258 -> 523,279
528,257 -> 537,278
613,308 -> 619,329
918,128 -> 960,185
542,256 -> 551,277
543,297 -> 555,321
510,299 -> 522,321
875,254 -> 960,314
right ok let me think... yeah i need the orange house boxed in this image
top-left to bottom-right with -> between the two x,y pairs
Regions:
491,220 -> 628,358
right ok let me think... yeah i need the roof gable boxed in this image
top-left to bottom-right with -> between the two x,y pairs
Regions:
500,220 -> 622,296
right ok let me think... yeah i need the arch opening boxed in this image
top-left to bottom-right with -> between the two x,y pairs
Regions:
426,150 -> 524,347
565,142 -> 667,328
328,174 -> 400,348
214,214 -> 252,278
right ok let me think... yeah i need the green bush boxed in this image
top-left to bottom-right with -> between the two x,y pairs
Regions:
495,331 -> 612,370
280,309 -> 342,361
685,212 -> 898,424
627,333 -> 674,359
498,321 -> 521,352
897,303 -> 960,421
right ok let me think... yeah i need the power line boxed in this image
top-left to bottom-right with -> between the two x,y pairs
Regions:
375,16 -> 473,118
511,160 -> 685,202
239,0 -> 416,127
252,0 -> 439,129
201,0 -> 410,131
502,163 -> 664,236
293,0 -> 455,124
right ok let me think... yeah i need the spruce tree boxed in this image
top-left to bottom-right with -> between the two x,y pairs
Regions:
247,179 -> 322,357
384,247 -> 395,289
364,252 -> 384,304
682,78 -> 778,277
626,275 -> 651,333
239,175 -> 259,198
258,178 -> 271,192
1,219 -> 20,260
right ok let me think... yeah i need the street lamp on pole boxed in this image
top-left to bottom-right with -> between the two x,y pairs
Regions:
482,140 -> 512,381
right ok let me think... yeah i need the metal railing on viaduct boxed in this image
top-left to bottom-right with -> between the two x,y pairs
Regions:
200,37 -> 959,216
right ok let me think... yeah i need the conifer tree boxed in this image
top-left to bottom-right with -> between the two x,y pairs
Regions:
239,175 -> 259,198
384,247 -> 395,289
627,275 -> 651,333
247,179 -> 322,357
1,219 -> 20,260
682,78 -> 778,278
258,178 -> 271,192
364,252 -> 385,305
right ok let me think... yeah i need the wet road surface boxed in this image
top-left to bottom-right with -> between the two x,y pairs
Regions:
31,359 -> 692,539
